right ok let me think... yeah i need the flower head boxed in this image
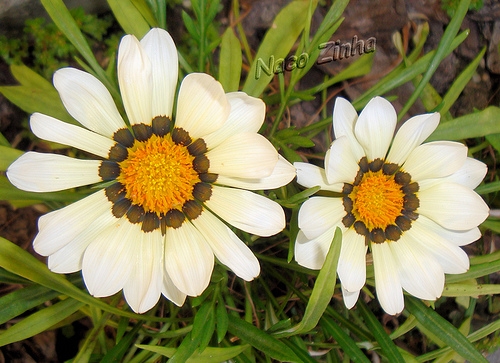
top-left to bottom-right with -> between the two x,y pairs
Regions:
7,28 -> 295,313
294,96 -> 489,315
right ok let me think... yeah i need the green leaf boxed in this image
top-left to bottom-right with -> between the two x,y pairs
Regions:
277,228 -> 341,337
107,0 -> 151,39
357,300 -> 405,363
216,300 -> 229,343
442,283 -> 500,297
192,301 -> 216,353
130,0 -> 159,27
427,106 -> 500,141
446,256 -> 500,283
243,0 -> 314,97
0,298 -> 84,346
136,344 -> 250,362
219,27 -> 242,92
0,146 -> 23,172
475,181 -> 500,195
40,0 -> 119,99
227,314 -> 301,362
101,321 -> 144,363
405,296 -> 488,363
321,316 -> 371,363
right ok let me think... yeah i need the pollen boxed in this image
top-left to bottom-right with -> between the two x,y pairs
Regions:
117,134 -> 201,215
349,171 -> 405,231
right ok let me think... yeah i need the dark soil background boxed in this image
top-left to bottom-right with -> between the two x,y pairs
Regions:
0,0 -> 499,361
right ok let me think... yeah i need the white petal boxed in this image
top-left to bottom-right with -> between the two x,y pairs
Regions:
118,34 -> 153,125
337,229 -> 367,292
408,216 -> 471,273
418,182 -> 489,230
403,141 -> 467,181
332,97 -> 364,161
175,73 -> 229,139
164,222 -> 214,296
162,270 -> 187,306
216,155 -> 295,190
53,68 -> 126,137
30,113 -> 115,158
204,92 -> 265,149
354,97 -> 397,161
294,162 -> 342,192
193,210 -> 260,281
206,185 -> 285,237
82,220 -> 139,297
123,229 -> 163,313
140,28 -> 178,118
371,242 -> 404,315
295,228 -> 336,270
7,152 -> 101,192
342,286 -> 360,309
390,236 -> 444,300
386,112 -> 440,165
444,157 -> 487,189
298,196 -> 344,240
207,133 -> 278,178
325,136 -> 361,184
33,189 -> 112,256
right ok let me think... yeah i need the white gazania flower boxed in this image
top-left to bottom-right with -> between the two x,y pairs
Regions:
6,28 -> 295,314
294,96 -> 489,315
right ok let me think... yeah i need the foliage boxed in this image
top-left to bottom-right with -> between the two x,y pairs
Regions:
0,0 -> 499,362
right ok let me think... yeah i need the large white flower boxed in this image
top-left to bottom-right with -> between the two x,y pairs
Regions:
294,96 -> 489,315
7,28 -> 295,313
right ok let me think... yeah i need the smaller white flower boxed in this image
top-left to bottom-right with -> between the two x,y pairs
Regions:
294,96 -> 489,315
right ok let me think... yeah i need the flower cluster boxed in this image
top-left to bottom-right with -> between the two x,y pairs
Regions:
7,29 -> 489,315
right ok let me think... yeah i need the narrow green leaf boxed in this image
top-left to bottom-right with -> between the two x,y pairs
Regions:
357,300 -> 405,363
405,296 -> 488,363
191,301 -> 215,353
427,106 -> 500,141
475,181 -> 500,195
278,228 -> 341,337
446,256 -> 500,283
0,146 -> 23,172
107,0 -> 151,39
219,27 -> 242,92
0,298 -> 84,346
10,64 -> 54,91
169,331 -> 202,363
216,301 -> 229,343
130,0 -> 159,27
321,316 -> 371,363
442,283 -> 500,297
0,284 -> 60,325
227,315 -> 301,362
41,0 -> 118,98
280,186 -> 321,207
136,344 -> 250,363
101,321 -> 144,363
243,0 -> 314,96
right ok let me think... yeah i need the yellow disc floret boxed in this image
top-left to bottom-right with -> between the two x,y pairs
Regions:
349,170 -> 405,231
117,134 -> 200,214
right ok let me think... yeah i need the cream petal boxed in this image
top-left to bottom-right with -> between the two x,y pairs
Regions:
444,157 -> 487,189
53,67 -> 126,137
407,217 -> 470,273
164,222 -> 214,296
386,112 -> 440,165
33,189 -> 112,256
207,132 -> 278,178
204,92 -> 265,149
332,97 -> 364,161
215,155 -> 295,190
294,227 -> 336,270
354,97 -> 397,161
123,229 -> 164,313
7,152 -> 101,192
193,210 -> 260,281
341,286 -> 360,309
294,162 -> 342,192
403,141 -> 467,181
175,73 -> 229,139
30,113 -> 115,158
162,270 -> 187,307
325,136 -> 361,185
371,242 -> 404,315
140,28 -> 178,118
337,229 -> 367,292
298,196 -> 345,240
118,34 -> 153,125
390,236 -> 444,300
418,182 -> 489,230
82,220 -> 139,297
206,185 -> 285,237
